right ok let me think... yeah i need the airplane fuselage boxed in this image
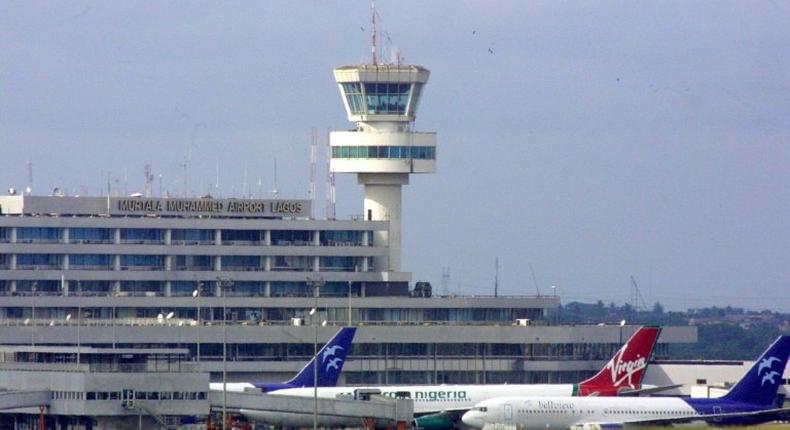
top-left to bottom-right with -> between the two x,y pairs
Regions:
462,396 -> 767,430
271,384 -> 578,414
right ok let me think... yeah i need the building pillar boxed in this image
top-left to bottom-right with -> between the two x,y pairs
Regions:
214,229 -> 222,246
264,230 -> 271,246
62,228 -> 70,244
264,281 -> 271,297
264,256 -> 271,271
164,229 -> 171,245
10,227 -> 16,243
9,280 -> 16,294
10,254 -> 16,270
313,256 -> 320,272
114,228 -> 121,244
164,281 -> 172,297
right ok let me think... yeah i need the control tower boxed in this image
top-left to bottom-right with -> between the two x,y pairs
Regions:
329,63 -> 436,272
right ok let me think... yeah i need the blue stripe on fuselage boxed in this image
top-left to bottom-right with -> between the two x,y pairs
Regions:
683,398 -> 774,426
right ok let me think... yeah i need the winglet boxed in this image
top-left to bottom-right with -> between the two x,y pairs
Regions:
721,335 -> 790,406
284,327 -> 357,388
578,326 -> 661,396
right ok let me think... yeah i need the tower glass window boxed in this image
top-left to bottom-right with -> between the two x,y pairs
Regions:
363,82 -> 410,114
332,146 -> 435,160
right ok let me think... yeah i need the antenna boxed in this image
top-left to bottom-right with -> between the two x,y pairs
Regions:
529,263 -> 541,296
143,165 -> 154,197
26,161 -> 33,195
242,163 -> 248,198
370,0 -> 377,65
214,159 -> 220,197
630,275 -> 647,317
441,267 -> 451,296
494,257 -> 499,298
309,127 -> 317,218
271,158 -> 279,199
325,127 -> 336,220
181,122 -> 205,197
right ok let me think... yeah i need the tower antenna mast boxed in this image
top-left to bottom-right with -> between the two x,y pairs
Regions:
370,0 -> 377,65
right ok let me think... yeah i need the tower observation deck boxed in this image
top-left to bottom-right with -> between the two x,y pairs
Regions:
330,64 -> 436,272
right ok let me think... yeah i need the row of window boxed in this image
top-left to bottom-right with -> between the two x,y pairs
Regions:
3,254 -> 370,271
0,228 -> 373,246
0,298 -> 546,324
332,145 -> 436,160
52,391 -> 207,401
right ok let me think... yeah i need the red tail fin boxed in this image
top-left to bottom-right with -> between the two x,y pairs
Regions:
577,326 -> 661,396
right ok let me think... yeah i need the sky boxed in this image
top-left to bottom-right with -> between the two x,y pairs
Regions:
0,1 -> 788,311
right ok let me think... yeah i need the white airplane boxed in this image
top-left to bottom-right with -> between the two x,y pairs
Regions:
269,326 -> 663,430
461,335 -> 790,430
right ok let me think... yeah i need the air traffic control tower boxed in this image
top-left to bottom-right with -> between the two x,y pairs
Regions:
330,62 -> 436,272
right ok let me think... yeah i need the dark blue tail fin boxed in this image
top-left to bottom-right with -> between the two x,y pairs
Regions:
285,327 -> 356,388
722,335 -> 790,406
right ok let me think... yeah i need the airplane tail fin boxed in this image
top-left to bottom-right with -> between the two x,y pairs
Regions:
721,335 -> 790,406
284,327 -> 357,388
578,326 -> 661,396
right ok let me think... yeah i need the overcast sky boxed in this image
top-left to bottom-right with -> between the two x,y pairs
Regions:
1,1 -> 788,311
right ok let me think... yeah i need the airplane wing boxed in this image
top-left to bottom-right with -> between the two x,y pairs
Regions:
614,407 -> 790,427
617,384 -> 683,396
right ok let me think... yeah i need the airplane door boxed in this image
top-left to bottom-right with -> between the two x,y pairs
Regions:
504,403 -> 513,421
713,406 -> 722,414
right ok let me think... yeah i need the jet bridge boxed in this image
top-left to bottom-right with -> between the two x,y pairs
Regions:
0,390 -> 50,410
209,390 -> 413,428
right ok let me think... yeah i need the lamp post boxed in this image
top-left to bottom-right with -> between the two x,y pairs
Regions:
551,285 -> 557,324
65,307 -> 81,370
217,278 -> 234,430
619,319 -> 626,344
31,282 -> 38,346
307,276 -> 324,430
193,282 -> 203,364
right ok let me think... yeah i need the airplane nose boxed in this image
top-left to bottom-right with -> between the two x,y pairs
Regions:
461,411 -> 483,429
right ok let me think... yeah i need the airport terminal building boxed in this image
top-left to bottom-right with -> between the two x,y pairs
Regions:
0,60 -> 696,388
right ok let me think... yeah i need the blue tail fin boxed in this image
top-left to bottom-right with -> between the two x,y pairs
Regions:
285,327 -> 357,388
722,335 -> 790,406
